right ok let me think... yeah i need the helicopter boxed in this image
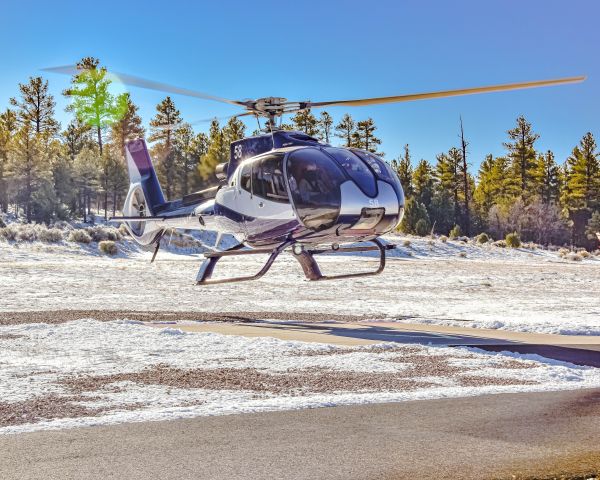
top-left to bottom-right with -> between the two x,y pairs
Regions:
45,67 -> 585,284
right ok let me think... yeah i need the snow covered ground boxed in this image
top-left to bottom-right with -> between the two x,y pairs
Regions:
1,318 -> 599,434
1,234 -> 599,335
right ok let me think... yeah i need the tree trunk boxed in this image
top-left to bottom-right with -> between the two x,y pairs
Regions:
104,189 -> 108,221
97,126 -> 103,155
460,117 -> 471,236
81,189 -> 86,223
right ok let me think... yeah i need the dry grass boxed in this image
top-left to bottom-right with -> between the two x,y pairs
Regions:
60,364 -> 435,396
0,395 -> 103,427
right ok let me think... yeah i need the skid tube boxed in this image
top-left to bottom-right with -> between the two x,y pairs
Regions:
195,238 -> 395,285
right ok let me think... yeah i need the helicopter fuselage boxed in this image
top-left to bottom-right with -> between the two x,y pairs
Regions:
123,131 -> 405,250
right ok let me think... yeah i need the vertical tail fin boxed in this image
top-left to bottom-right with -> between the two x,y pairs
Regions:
122,139 -> 165,245
125,139 -> 165,214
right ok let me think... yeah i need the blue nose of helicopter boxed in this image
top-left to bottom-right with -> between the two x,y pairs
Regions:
286,146 -> 404,237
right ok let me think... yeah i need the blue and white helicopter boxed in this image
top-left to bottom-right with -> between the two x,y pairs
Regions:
46,67 -> 586,284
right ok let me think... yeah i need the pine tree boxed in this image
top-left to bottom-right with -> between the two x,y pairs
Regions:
97,146 -> 129,219
173,124 -> 209,196
586,211 -> 600,246
399,197 -> 430,234
353,118 -> 381,154
335,114 -> 355,147
148,96 -> 183,199
0,109 -> 17,213
503,115 -> 539,197
73,146 -> 100,222
533,150 -> 560,204
412,159 -> 434,211
473,154 -> 495,216
317,111 -> 333,143
65,57 -> 126,155
49,140 -> 77,219
562,132 -> 600,245
222,116 -> 246,145
110,93 -> 145,160
474,155 -> 512,217
62,120 -> 93,161
10,76 -> 59,135
189,132 -> 209,191
391,144 -> 413,197
291,110 -> 318,136
432,151 -> 459,232
564,132 -> 600,211
199,119 -> 227,183
8,125 -> 52,222
444,148 -> 463,226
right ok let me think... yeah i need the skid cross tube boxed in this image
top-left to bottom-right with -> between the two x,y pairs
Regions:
195,239 -> 395,285
293,239 -> 393,281
196,241 -> 294,285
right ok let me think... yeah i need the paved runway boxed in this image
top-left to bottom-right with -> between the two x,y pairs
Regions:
1,389 -> 599,480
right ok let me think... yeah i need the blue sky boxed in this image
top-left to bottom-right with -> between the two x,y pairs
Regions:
1,0 -> 597,170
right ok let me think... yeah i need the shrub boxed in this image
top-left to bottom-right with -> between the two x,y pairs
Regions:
37,227 -> 63,243
16,224 -> 38,242
427,239 -> 435,246
118,223 -> 129,237
458,251 -> 467,257
566,252 -> 582,262
580,250 -> 591,258
68,229 -> 92,244
476,232 -> 489,244
505,232 -> 521,248
86,226 -> 122,242
415,219 -> 430,237
99,240 -> 118,255
0,225 -> 17,241
492,240 -> 506,248
449,225 -> 462,239
403,239 -> 411,247
439,235 -> 448,243
0,217 -> 5,228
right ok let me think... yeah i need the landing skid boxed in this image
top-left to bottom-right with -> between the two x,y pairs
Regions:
195,239 -> 395,285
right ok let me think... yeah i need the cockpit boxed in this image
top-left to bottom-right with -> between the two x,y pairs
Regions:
238,146 -> 405,233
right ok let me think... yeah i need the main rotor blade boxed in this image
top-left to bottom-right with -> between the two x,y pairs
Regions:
43,65 -> 246,107
305,76 -> 586,109
155,112 -> 255,131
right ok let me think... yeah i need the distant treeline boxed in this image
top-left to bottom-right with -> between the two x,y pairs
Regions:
0,57 -> 598,248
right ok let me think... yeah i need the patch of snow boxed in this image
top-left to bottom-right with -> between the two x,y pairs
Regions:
0,319 -> 599,434
0,234 -> 599,335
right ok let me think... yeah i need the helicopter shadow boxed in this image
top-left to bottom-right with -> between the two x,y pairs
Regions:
248,321 -> 600,368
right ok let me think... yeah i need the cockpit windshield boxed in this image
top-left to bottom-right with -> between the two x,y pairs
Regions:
286,148 -> 346,231
324,147 -> 377,197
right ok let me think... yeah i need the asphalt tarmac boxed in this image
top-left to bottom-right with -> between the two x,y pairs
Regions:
1,389 -> 599,480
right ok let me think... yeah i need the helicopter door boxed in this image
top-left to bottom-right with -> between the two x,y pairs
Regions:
238,154 -> 294,239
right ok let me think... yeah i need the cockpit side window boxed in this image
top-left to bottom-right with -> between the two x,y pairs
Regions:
240,162 -> 252,192
250,154 -> 289,203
